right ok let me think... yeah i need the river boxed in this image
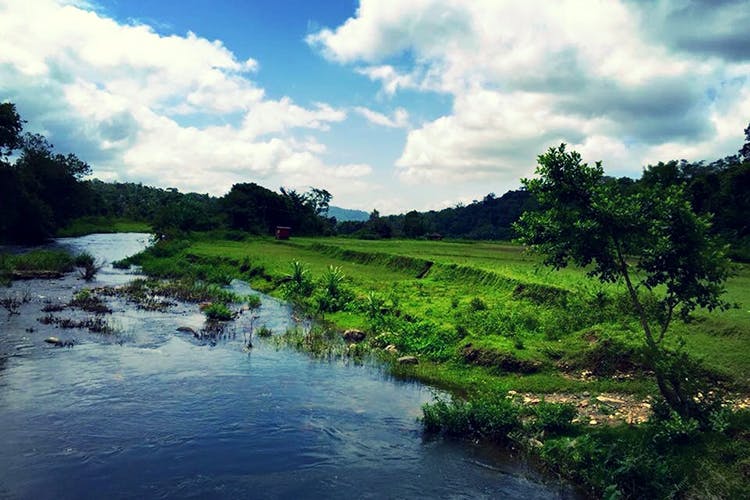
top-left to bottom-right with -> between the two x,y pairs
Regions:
0,233 -> 575,499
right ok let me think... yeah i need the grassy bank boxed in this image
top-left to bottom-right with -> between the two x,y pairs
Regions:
57,216 -> 151,237
120,234 -> 750,498
0,249 -> 76,285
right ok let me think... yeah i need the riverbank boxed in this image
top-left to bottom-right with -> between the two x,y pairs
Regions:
117,233 -> 750,498
56,216 -> 151,238
0,233 -> 575,499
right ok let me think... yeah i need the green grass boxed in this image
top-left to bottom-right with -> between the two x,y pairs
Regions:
118,233 -> 750,498
123,235 -> 750,393
57,216 -> 151,237
0,249 -> 76,285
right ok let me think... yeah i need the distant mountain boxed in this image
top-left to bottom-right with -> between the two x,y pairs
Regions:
328,206 -> 369,222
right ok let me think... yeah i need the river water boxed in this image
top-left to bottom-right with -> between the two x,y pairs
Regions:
0,234 -> 574,499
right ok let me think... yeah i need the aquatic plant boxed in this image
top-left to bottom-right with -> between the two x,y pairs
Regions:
281,260 -> 314,299
203,303 -> 234,321
0,289 -> 31,316
256,325 -> 273,337
69,289 -> 112,314
422,395 -> 521,440
315,265 -> 352,313
74,251 -> 104,281
245,294 -> 261,309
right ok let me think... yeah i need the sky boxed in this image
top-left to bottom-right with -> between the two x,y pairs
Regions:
1,0 -> 749,214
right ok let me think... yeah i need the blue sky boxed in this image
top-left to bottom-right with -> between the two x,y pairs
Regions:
1,0 -> 748,213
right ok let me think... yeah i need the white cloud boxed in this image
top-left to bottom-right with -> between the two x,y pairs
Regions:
310,0 -> 750,186
0,0 -> 368,202
353,106 -> 409,128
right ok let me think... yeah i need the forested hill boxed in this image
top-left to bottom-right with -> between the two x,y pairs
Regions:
390,190 -> 535,240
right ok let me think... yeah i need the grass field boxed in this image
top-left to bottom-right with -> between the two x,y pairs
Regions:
125,234 -> 750,394
120,233 -> 750,498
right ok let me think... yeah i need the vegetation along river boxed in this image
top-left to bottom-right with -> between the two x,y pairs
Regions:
0,233 -> 575,499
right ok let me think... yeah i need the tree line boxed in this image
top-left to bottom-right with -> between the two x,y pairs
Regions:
341,126 -> 749,260
0,103 -> 335,243
2,100 -> 748,258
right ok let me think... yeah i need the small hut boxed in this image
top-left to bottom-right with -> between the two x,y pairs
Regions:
275,226 -> 291,240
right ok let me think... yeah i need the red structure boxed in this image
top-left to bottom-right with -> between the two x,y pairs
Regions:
275,226 -> 291,240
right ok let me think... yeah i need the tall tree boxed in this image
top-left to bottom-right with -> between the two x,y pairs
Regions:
515,144 -> 732,421
740,122 -> 750,162
0,102 -> 23,161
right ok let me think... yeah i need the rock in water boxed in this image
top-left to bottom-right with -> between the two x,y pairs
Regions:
343,329 -> 366,343
397,356 -> 419,365
44,337 -> 63,347
176,326 -> 197,334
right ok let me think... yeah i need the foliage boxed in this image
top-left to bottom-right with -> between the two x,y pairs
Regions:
222,183 -> 334,236
69,288 -> 111,314
315,265 -> 353,312
0,102 -> 23,160
422,395 -> 521,440
202,303 -> 234,321
245,294 -> 261,309
0,106 -> 95,243
256,325 -> 273,338
58,216 -> 151,237
281,260 -> 315,299
74,251 -> 103,281
527,401 -> 577,435
740,121 -> 750,162
340,190 -> 534,240
1,249 -> 75,284
515,144 -> 733,421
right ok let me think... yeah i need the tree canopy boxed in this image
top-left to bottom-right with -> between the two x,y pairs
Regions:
515,144 -> 732,421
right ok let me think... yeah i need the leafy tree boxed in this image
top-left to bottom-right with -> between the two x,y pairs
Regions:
15,133 -> 93,229
402,210 -> 426,238
365,209 -> 392,239
740,122 -> 750,162
0,102 -> 23,160
304,187 -> 332,217
515,144 -> 732,421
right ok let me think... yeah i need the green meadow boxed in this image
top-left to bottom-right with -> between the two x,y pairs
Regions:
114,233 -> 750,497
125,234 -> 750,395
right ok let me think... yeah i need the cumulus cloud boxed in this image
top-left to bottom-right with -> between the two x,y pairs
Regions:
353,106 -> 409,128
309,0 -> 750,185
630,0 -> 750,62
0,0 -> 370,203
